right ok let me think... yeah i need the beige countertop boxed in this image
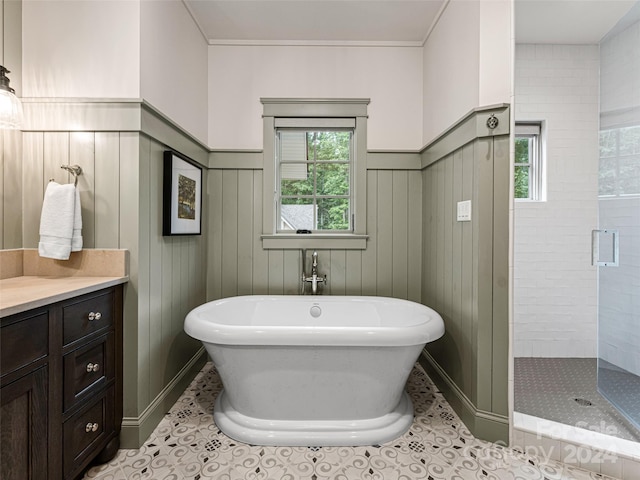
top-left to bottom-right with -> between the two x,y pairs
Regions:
0,249 -> 129,318
0,275 -> 128,318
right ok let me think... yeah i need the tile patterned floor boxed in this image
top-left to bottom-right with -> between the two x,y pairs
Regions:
85,362 -> 618,480
514,358 -> 640,442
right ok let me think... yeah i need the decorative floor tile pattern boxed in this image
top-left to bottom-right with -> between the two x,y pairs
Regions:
86,362 -> 619,480
514,358 -> 640,442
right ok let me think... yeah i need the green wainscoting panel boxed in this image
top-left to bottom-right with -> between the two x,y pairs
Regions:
16,100 -> 210,448
420,105 -> 510,443
420,351 -> 509,444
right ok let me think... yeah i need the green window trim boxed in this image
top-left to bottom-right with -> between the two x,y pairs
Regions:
261,98 -> 370,250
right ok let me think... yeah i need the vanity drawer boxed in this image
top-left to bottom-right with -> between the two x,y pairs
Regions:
63,290 -> 114,346
63,333 -> 114,412
1,311 -> 49,379
63,386 -> 115,478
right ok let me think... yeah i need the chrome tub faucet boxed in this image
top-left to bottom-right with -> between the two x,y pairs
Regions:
301,249 -> 327,295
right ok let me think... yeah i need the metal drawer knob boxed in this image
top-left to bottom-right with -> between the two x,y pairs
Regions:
85,422 -> 99,433
86,362 -> 100,373
88,312 -> 102,321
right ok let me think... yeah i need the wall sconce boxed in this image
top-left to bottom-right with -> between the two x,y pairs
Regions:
0,65 -> 23,129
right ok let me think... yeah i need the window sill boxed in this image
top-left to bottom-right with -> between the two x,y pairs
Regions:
261,234 -> 368,250
514,198 -> 546,203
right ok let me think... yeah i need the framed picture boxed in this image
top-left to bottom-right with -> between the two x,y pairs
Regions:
163,150 -> 202,236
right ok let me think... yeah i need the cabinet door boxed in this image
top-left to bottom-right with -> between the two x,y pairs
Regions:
1,366 -> 49,480
63,386 -> 115,479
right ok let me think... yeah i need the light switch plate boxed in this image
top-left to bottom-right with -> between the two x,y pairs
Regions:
457,200 -> 471,222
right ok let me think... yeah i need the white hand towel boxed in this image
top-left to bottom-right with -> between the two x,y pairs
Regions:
38,182 -> 77,260
71,187 -> 83,252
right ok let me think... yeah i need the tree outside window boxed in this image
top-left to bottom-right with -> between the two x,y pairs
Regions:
278,130 -> 352,231
514,123 -> 544,201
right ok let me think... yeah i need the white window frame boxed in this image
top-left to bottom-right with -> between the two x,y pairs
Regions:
515,122 -> 545,201
261,98 -> 369,249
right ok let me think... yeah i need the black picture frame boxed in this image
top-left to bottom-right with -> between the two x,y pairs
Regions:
163,150 -> 202,236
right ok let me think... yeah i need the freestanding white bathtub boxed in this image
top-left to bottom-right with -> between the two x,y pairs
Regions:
184,295 -> 444,447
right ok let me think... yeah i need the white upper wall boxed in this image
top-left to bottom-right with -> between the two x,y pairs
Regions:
479,0 -> 513,108
21,0 -> 208,143
207,45 -> 424,151
141,1 -> 209,144
423,1 -> 479,146
422,0 -> 512,146
22,0 -> 140,98
20,0 -> 513,151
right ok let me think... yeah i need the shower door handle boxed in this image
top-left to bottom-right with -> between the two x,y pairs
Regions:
591,229 -> 619,267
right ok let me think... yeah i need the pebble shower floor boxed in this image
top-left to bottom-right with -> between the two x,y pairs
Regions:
84,362 -> 617,480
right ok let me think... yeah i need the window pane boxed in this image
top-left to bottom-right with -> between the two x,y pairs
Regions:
317,197 -> 350,231
515,127 -> 542,201
515,137 -> 530,165
277,126 -> 353,233
316,163 -> 349,196
514,165 -> 530,199
600,130 -> 617,158
619,126 -> 640,156
280,197 -> 315,231
308,131 -> 351,161
619,155 -> 640,195
599,157 -> 617,196
281,163 -> 313,196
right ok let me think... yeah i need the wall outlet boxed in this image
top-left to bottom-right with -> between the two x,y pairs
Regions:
457,200 -> 471,222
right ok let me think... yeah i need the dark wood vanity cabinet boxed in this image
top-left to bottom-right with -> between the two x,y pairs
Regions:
1,285 -> 123,480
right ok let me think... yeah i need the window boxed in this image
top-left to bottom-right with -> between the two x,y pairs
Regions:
277,128 -> 353,232
261,98 -> 369,249
599,125 -> 640,197
514,122 -> 544,201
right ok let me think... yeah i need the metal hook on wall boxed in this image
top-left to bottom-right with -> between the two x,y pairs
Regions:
60,164 -> 83,187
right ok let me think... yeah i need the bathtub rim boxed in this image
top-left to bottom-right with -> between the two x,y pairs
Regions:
184,295 -> 445,347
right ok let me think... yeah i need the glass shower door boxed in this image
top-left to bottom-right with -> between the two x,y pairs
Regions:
596,125 -> 640,432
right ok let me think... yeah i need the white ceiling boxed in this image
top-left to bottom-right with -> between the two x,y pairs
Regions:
183,0 -> 446,45
184,0 -> 638,46
515,0 -> 637,44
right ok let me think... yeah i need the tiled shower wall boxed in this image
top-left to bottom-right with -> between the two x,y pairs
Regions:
513,44 -> 600,358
